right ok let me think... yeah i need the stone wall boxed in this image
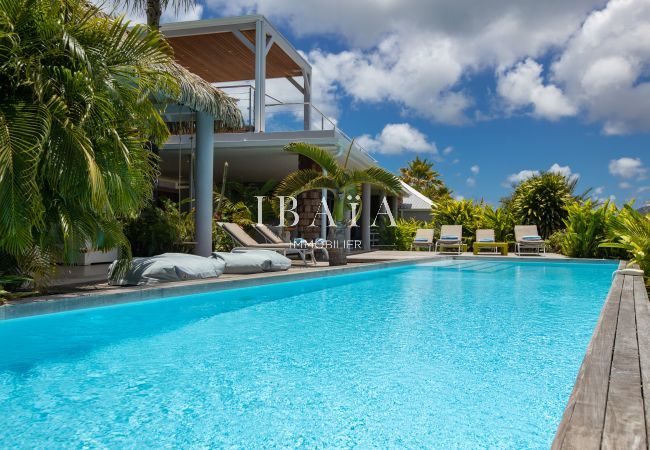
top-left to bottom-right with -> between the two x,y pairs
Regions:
297,155 -> 324,241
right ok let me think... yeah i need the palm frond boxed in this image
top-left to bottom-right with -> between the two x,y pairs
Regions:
347,167 -> 402,195
275,169 -> 326,197
283,142 -> 341,176
159,61 -> 242,128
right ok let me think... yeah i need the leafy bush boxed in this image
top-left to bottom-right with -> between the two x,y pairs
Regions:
510,173 -> 576,238
601,205 -> 650,273
123,204 -> 180,257
432,199 -> 482,240
560,200 -> 617,258
379,218 -> 429,250
479,206 -> 515,242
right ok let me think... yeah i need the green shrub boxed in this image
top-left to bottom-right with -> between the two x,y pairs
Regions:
601,204 -> 650,273
432,199 -> 482,242
560,200 -> 617,258
379,218 -> 429,250
479,206 -> 515,242
510,172 -> 576,238
123,204 -> 179,257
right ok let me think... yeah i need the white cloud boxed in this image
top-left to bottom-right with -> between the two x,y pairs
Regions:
443,146 -> 454,156
608,157 -> 646,179
466,177 -> 476,187
453,194 -> 465,201
505,169 -> 540,185
470,165 -> 480,175
619,181 -> 633,189
549,163 -> 579,182
551,0 -> 650,134
497,59 -> 577,120
203,0 -> 601,125
357,123 -> 437,155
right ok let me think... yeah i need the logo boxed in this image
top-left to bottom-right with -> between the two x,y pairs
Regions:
253,195 -> 396,227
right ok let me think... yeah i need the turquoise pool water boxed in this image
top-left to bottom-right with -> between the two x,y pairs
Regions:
0,260 -> 616,448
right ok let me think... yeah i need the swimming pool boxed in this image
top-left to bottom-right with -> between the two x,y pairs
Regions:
0,259 -> 617,448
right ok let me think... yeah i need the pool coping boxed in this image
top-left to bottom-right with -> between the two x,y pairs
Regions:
0,255 -> 619,321
552,261 -> 650,449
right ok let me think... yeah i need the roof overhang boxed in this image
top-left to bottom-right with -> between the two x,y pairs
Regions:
160,15 -> 311,83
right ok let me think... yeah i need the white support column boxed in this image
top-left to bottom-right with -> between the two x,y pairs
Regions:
303,70 -> 311,131
361,183 -> 371,251
254,19 -> 266,132
195,111 -> 214,257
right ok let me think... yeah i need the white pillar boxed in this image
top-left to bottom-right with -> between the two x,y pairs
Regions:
361,183 -> 371,251
195,111 -> 214,256
303,70 -> 311,131
254,19 -> 266,132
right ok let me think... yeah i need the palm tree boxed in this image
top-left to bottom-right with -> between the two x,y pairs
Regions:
115,0 -> 193,29
0,0 -> 205,280
107,0 -> 242,124
400,156 -> 451,201
276,143 -> 402,265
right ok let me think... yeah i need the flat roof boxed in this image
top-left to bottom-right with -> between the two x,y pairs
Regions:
160,15 -> 309,83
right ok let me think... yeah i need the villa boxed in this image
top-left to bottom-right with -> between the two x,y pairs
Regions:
156,15 -> 411,255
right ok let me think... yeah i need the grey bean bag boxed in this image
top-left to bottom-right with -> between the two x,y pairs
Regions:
211,250 -> 291,274
108,253 -> 226,286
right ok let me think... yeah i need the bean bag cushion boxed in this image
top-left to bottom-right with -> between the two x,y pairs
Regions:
211,250 -> 291,274
108,253 -> 226,286
231,249 -> 292,272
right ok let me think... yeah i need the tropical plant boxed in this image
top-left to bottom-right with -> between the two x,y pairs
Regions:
400,156 -> 451,202
115,0 -> 192,29
276,142 -> 402,265
378,218 -> 429,250
0,0 -> 240,282
0,274 -> 36,304
479,205 -> 515,242
110,0 -> 243,123
123,203 -> 181,256
601,205 -> 650,274
560,200 -> 618,258
509,172 -> 577,238
0,0 -> 185,277
432,199 -> 483,241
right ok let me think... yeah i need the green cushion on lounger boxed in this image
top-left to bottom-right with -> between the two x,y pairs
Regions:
108,253 -> 226,286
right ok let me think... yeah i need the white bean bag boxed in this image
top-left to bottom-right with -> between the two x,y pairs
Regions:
211,250 -> 291,274
108,253 -> 226,286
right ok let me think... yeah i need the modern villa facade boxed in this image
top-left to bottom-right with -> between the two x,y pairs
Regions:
157,15 -> 417,255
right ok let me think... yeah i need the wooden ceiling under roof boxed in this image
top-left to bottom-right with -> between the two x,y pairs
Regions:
167,29 -> 303,83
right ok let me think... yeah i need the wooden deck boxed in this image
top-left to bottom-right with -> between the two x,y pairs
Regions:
553,264 -> 650,449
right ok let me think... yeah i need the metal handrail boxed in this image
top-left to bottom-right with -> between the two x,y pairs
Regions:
216,84 -> 376,162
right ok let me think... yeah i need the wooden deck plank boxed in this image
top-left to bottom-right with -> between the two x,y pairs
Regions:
633,276 -> 650,449
602,276 -> 646,450
553,273 -> 624,449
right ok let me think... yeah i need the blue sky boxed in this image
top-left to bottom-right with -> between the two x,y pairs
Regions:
122,0 -> 650,205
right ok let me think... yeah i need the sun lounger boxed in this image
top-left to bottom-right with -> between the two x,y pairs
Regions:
410,229 -> 434,251
514,225 -> 545,255
475,229 -> 497,253
435,225 -> 463,254
217,222 -> 316,265
253,223 -> 329,261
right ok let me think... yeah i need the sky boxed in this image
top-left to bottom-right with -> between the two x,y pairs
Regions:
116,0 -> 650,205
